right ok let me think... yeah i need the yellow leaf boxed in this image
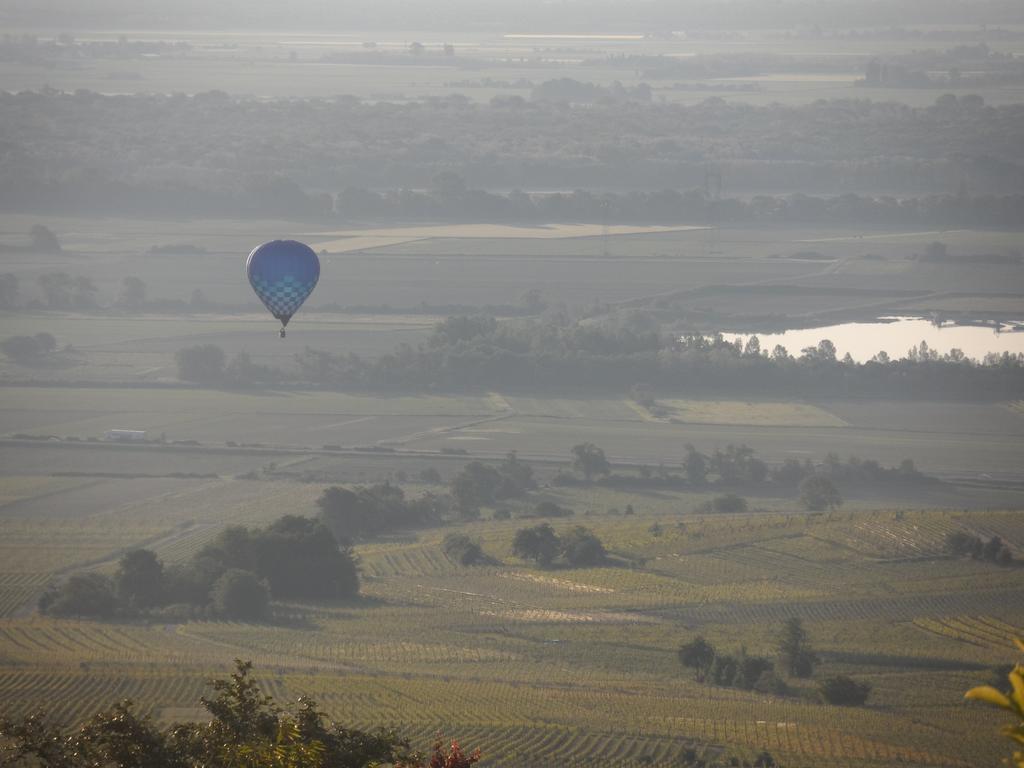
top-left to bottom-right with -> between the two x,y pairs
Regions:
1011,667 -> 1024,710
1015,637 -> 1024,653
965,685 -> 1013,710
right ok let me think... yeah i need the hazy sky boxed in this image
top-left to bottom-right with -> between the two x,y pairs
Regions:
3,0 -> 1022,32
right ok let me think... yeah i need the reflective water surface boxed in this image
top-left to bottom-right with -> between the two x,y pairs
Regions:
723,317 -> 1024,362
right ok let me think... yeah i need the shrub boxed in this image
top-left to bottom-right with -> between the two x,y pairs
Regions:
710,494 -> 747,514
39,573 -> 117,618
418,467 -> 443,484
560,526 -> 607,567
1,333 -> 57,361
210,569 -> 270,621
512,523 -> 561,567
799,474 -> 842,511
175,344 -> 226,383
533,500 -> 573,518
442,533 -> 485,566
819,675 -> 871,706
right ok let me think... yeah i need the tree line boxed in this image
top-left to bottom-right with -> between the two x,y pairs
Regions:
3,90 -> 1022,221
276,319 -> 1024,401
679,619 -> 872,706
40,515 -> 358,622
945,531 -> 1017,566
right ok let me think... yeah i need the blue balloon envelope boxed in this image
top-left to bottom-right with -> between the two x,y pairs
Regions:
246,240 -> 320,332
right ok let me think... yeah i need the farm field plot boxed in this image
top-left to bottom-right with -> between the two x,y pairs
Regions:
1,504 -> 1022,767
0,443 -> 283,477
308,223 -> 707,253
407,412 -> 1024,480
4,220 -> 1021,316
653,400 -> 848,428
0,475 -> 330,616
0,387 -> 502,442
0,313 -> 435,381
825,400 -> 1024,436
0,220 -> 831,310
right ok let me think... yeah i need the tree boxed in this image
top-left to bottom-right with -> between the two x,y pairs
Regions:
799,474 -> 842,511
497,451 -> 535,496
1,334 -> 57,361
450,461 -> 503,512
211,569 -> 270,621
316,486 -> 367,541
115,549 -> 165,611
512,523 -> 561,567
707,494 -> 747,514
37,272 -> 75,308
777,617 -> 816,678
709,654 -> 739,687
683,445 -> 708,485
418,467 -> 442,484
0,660 -> 415,768
176,344 -> 226,383
964,638 -> 1024,768
677,636 -> 716,682
72,276 -> 97,309
255,516 -> 360,600
118,276 -> 147,309
533,500 -> 572,518
0,273 -> 18,309
199,517 -> 359,602
571,442 -> 610,481
33,332 -> 56,354
710,444 -> 765,484
39,573 -> 117,618
560,526 -> 606,567
29,224 -> 61,253
442,534 -> 485,566
819,675 -> 871,706
734,651 -> 774,690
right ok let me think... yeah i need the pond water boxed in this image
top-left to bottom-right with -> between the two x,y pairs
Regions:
721,317 -> 1024,362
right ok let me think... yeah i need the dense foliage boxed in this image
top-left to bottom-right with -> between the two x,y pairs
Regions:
819,675 -> 873,706
0,333 -> 57,362
40,515 -> 358,620
316,483 -> 447,540
449,453 -> 536,514
289,320 -> 1024,401
677,636 -> 785,694
965,638 -> 1024,768
945,530 -> 1016,565
441,534 -> 486,566
0,660 -> 478,768
512,524 -> 607,568
3,90 -> 1023,219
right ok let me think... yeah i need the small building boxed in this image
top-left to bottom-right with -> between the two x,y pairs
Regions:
104,429 -> 147,442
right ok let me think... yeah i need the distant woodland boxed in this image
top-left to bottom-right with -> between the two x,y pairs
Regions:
1,90 -> 1023,220
166,317 -> 1024,401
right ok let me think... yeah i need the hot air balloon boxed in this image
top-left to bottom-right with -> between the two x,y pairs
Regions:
246,240 -> 320,338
